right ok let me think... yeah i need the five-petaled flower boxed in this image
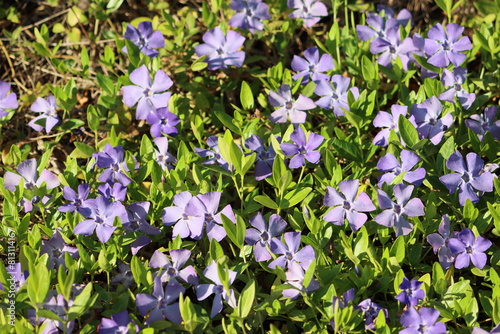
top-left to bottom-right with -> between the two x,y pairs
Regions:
314,75 -> 359,116
400,307 -> 447,334
448,228 -> 492,269
395,276 -> 425,307
465,106 -> 500,141
373,104 -> 409,147
0,80 -> 18,118
377,150 -> 426,187
280,126 -> 324,168
291,46 -> 334,85
410,96 -> 453,145
438,67 -> 475,110
245,134 -> 277,180
29,96 -> 61,133
245,212 -> 287,261
288,0 -> 328,28
229,0 -> 271,33
149,249 -> 198,285
426,214 -> 458,269
194,27 -> 246,70
268,84 -> 316,124
122,21 -> 165,58
424,23 -> 472,67
269,232 -> 315,270
93,144 -> 133,186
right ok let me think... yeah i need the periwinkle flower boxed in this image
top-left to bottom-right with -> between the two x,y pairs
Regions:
291,47 -> 334,85
356,6 -> 411,43
229,0 -> 270,33
377,150 -> 426,187
372,104 -> 409,147
28,294 -> 75,334
374,184 -> 425,236
154,137 -> 177,170
269,232 -> 315,270
314,74 -> 359,116
400,307 -> 446,334
465,106 -> 500,141
58,184 -> 91,216
438,67 -> 475,109
332,288 -> 356,309
0,263 -> 28,293
93,144 -> 133,186
288,0 -> 328,28
111,263 -> 135,288
282,261 -> 319,299
410,96 -> 453,145
146,107 -> 180,138
122,202 -> 160,254
162,191 -> 206,239
194,26 -> 246,70
369,27 -> 416,70
448,228 -> 492,269
280,126 -> 324,168
136,276 -> 185,324
98,182 -> 127,202
28,96 -> 61,133
122,65 -> 173,121
195,261 -> 237,318
356,299 -> 388,330
194,136 -> 231,172
424,23 -> 472,67
323,179 -> 376,232
99,310 -> 139,334
41,229 -> 78,270
149,249 -> 198,285
472,323 -> 500,334
122,21 -> 165,58
244,134 -> 276,180
439,151 -> 494,206
245,212 -> 287,262
268,84 -> 316,124
0,81 -> 18,118
426,214 -> 458,269
395,277 -> 425,307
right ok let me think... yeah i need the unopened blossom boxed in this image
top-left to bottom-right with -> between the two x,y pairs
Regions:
194,136 -> 231,172
369,27 -> 416,70
356,299 -> 388,330
448,228 -> 492,269
410,96 -> 453,145
0,81 -> 18,118
99,310 -> 139,334
291,47 -> 334,85
323,179 -> 376,232
438,67 -> 475,109
269,232 -> 315,270
424,23 -> 472,67
162,191 -> 206,239
282,261 -> 319,299
372,104 -> 409,147
154,137 -> 177,170
122,21 -> 165,58
374,184 -> 424,236
288,0 -> 328,28
58,184 -> 91,216
136,276 -> 185,324
28,96 -> 61,133
229,0 -> 270,33
149,249 -> 198,285
93,144 -> 133,186
195,261 -> 237,318
245,134 -> 276,180
194,27 -> 246,70
245,212 -> 287,261
465,106 -> 500,141
280,126 -> 324,168
41,229 -> 78,269
122,65 -> 173,120
268,84 -> 316,124
400,307 -> 446,334
426,214 -> 458,269
395,277 -> 425,306
439,151 -> 494,206
314,75 -> 359,116
377,150 -> 426,187
28,294 -> 75,334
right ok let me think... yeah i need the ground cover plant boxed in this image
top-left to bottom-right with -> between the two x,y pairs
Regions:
1,0 -> 500,332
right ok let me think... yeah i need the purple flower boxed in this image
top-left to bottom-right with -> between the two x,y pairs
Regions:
373,104 -> 409,147
136,276 -> 185,324
154,137 -> 177,170
472,323 -> 500,334
194,136 -> 231,172
448,228 -> 492,269
162,191 -> 206,239
0,263 -> 28,293
73,196 -> 126,243
149,249 -> 198,285
229,0 -> 270,33
122,201 -> 160,254
282,261 -> 319,299
41,229 -> 78,269
288,0 -> 328,28
93,144 -> 133,186
280,126 -> 324,168
122,21 -> 164,58
99,310 -> 139,334
374,184 -> 425,236
424,23 -> 472,67
369,27 -> 416,70
395,277 -> 425,306
111,263 -> 135,288
291,47 -> 334,85
410,96 -> 453,145
245,134 -> 276,180
58,184 -> 91,215
245,212 -> 287,261
4,158 -> 60,212
356,6 -> 411,43
314,75 -> 359,116
356,299 -> 388,330
122,65 -> 173,120
465,106 -> 500,141
28,96 -> 61,133
438,67 -> 475,109
377,150 -> 426,187
269,232 -> 315,270
268,84 -> 316,124
146,107 -> 180,138
29,294 -> 75,334
439,151 -> 494,206
0,81 -> 18,118
98,182 -> 127,202
400,307 -> 446,334
426,215 -> 459,269
323,179 -> 376,232
194,27 -> 246,70
195,261 -> 237,318
331,288 -> 356,329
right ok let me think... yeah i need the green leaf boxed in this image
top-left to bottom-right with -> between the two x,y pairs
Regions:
240,81 -> 254,110
413,54 -> 441,74
254,194 -> 279,210
131,256 -> 149,288
27,262 -> 50,304
73,142 -> 96,158
124,39 -> 141,67
68,283 -> 96,321
87,105 -> 100,132
331,138 -> 362,163
390,236 -> 405,263
214,109 -> 241,135
221,213 -> 238,247
238,279 -> 255,318
96,73 -> 115,95
398,114 -> 419,148
281,187 -> 312,209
